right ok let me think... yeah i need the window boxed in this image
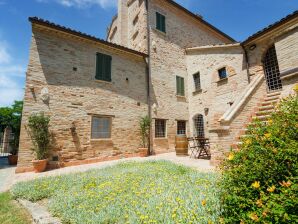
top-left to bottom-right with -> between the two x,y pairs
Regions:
177,121 -> 186,135
193,72 -> 201,91
155,119 -> 166,138
194,114 -> 204,138
91,116 -> 111,139
176,76 -> 185,96
95,53 -> 112,82
218,67 -> 227,80
263,45 -> 282,91
156,12 -> 166,33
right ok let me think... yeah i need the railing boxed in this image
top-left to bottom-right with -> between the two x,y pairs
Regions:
219,74 -> 264,123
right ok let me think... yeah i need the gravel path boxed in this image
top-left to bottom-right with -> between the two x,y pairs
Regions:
1,153 -> 214,192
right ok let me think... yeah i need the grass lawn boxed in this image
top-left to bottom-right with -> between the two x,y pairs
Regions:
0,192 -> 31,224
11,161 -> 220,224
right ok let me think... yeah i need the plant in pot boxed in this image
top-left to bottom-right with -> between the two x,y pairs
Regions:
8,138 -> 19,165
26,113 -> 51,173
139,115 -> 151,156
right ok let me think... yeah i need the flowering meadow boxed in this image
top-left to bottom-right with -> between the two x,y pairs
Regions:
12,161 -> 220,223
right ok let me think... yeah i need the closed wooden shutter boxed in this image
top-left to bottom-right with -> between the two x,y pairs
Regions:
176,76 -> 185,96
96,53 -> 112,82
156,12 -> 166,33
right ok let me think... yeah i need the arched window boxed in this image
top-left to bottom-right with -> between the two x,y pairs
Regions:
194,114 -> 204,137
263,45 -> 282,91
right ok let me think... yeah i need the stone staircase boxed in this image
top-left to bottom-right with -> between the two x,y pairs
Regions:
232,91 -> 281,149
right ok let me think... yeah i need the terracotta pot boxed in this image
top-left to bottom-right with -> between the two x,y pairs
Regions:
8,155 -> 18,165
138,148 -> 149,157
32,159 -> 48,173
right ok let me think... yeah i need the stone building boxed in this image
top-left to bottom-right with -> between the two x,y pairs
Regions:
17,0 -> 298,172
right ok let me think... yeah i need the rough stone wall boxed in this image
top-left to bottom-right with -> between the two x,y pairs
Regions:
186,46 -> 251,159
17,27 -> 148,172
148,0 -> 232,153
275,27 -> 298,74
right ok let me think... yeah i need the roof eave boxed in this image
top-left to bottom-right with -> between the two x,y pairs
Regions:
29,17 -> 148,58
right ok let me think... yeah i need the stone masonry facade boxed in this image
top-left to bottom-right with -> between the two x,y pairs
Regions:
17,0 -> 298,172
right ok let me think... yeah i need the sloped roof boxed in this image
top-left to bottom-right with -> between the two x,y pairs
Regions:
166,0 -> 236,43
242,10 -> 298,45
29,17 -> 148,58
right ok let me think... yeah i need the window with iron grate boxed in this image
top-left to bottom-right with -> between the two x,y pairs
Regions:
91,116 -> 111,139
155,119 -> 166,138
177,121 -> 186,135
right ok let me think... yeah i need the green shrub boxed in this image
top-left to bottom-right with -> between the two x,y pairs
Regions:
26,113 -> 51,160
139,115 -> 151,148
220,93 -> 298,223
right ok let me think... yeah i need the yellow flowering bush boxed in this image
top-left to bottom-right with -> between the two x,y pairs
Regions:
220,94 -> 298,223
12,161 -> 221,223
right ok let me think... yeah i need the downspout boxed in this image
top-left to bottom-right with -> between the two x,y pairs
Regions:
145,0 -> 153,155
242,44 -> 251,83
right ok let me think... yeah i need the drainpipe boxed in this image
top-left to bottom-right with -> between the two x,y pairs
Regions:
145,0 -> 153,155
242,44 -> 251,83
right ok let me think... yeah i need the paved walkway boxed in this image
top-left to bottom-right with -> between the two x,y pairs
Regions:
0,153 -> 214,192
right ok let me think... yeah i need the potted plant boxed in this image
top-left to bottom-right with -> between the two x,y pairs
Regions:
26,113 -> 51,173
8,138 -> 19,165
139,115 -> 151,156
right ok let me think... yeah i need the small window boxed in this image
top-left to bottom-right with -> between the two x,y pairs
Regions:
193,72 -> 201,91
95,53 -> 112,82
156,12 -> 166,33
91,116 -> 111,139
177,121 -> 186,135
155,119 -> 166,138
218,67 -> 227,80
176,76 -> 185,96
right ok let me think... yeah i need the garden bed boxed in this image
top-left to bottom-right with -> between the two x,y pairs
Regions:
12,161 -> 220,223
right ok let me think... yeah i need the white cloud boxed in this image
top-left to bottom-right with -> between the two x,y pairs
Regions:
37,0 -> 117,9
0,42 -> 11,64
0,41 -> 25,107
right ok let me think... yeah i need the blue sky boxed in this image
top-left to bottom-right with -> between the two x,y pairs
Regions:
0,0 -> 296,107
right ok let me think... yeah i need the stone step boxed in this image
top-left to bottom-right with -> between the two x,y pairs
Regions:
261,100 -> 278,106
258,105 -> 275,111
264,95 -> 280,102
256,110 -> 274,116
266,91 -> 281,98
253,115 -> 271,121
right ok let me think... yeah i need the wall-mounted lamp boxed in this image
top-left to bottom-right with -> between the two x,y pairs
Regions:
204,108 -> 209,115
28,84 -> 34,92
249,44 -> 256,51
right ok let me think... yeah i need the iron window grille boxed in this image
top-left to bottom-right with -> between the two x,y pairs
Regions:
193,72 -> 201,91
194,114 -> 205,138
263,45 -> 282,91
91,116 -> 111,139
177,121 -> 186,135
155,119 -> 166,138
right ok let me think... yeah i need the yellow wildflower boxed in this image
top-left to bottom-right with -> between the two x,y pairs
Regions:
264,133 -> 271,138
228,153 -> 235,161
280,180 -> 291,188
245,139 -> 252,145
267,119 -> 273,125
267,185 -> 276,193
201,199 -> 207,206
249,213 -> 259,221
252,181 -> 260,189
256,199 -> 263,207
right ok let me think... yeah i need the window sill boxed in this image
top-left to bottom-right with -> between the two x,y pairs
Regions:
176,95 -> 186,98
90,138 -> 112,142
216,77 -> 228,83
192,89 -> 202,95
94,79 -> 112,84
154,137 -> 168,140
153,28 -> 166,36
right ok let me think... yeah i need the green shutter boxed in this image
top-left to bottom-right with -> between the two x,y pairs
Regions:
156,12 -> 166,33
95,53 -> 112,82
176,76 -> 185,96
161,15 -> 166,33
181,77 -> 185,96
